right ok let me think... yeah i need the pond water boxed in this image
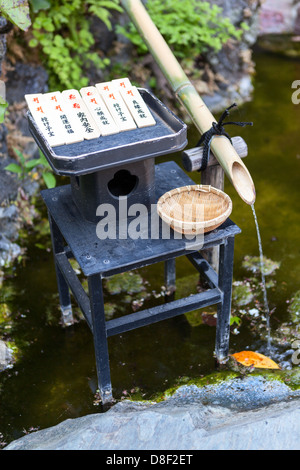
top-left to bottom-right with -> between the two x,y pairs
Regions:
1,50 -> 300,445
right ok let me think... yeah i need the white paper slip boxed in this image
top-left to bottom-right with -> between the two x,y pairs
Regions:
99,87 -> 137,132
25,93 -> 65,147
120,86 -> 156,128
25,93 -> 43,107
61,89 -> 101,140
41,91 -> 84,144
41,91 -> 61,107
80,86 -> 119,136
95,81 -> 116,95
112,77 -> 133,91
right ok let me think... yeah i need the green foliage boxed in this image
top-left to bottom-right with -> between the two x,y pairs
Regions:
117,0 -> 248,59
29,0 -> 50,13
230,316 -> 242,327
0,0 -> 31,31
0,95 -> 8,124
28,0 -> 122,90
5,148 -> 56,188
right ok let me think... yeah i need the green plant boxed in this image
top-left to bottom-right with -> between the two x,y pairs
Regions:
0,93 -> 8,124
0,0 -> 31,31
230,315 -> 242,327
28,0 -> 122,90
117,0 -> 248,60
5,148 -> 56,188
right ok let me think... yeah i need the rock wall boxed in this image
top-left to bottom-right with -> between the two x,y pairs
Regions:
201,0 -> 261,112
258,0 -> 300,35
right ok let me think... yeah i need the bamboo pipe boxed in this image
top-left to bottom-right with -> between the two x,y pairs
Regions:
120,0 -> 256,205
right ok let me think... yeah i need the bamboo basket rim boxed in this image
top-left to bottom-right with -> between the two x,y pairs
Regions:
157,184 -> 232,229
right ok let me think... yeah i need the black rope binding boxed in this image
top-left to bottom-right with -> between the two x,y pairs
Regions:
196,103 -> 253,171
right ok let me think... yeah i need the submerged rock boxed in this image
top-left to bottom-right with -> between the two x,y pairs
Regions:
0,234 -> 21,268
0,340 -> 14,372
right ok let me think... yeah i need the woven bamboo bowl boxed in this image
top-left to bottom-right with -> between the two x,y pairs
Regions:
157,185 -> 232,235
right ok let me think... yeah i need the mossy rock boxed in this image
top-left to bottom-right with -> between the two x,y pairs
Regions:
232,282 -> 254,306
242,255 -> 280,276
288,290 -> 300,322
105,272 -> 144,295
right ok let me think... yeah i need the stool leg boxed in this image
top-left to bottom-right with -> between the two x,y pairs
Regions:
48,213 -> 74,326
88,274 -> 113,405
215,236 -> 235,363
164,258 -> 176,300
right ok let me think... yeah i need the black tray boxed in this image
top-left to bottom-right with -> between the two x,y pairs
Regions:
27,88 -> 187,176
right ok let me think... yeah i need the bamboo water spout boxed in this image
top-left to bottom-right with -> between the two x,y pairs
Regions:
120,0 -> 256,205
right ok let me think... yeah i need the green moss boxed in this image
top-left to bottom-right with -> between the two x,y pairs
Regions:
183,371 -> 240,388
282,368 -> 300,390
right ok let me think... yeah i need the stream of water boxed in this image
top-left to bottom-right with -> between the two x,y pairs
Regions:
251,204 -> 272,352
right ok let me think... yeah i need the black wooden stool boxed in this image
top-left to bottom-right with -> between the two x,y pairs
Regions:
42,161 -> 241,404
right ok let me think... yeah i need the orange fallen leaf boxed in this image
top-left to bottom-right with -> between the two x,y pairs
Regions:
231,351 -> 280,369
